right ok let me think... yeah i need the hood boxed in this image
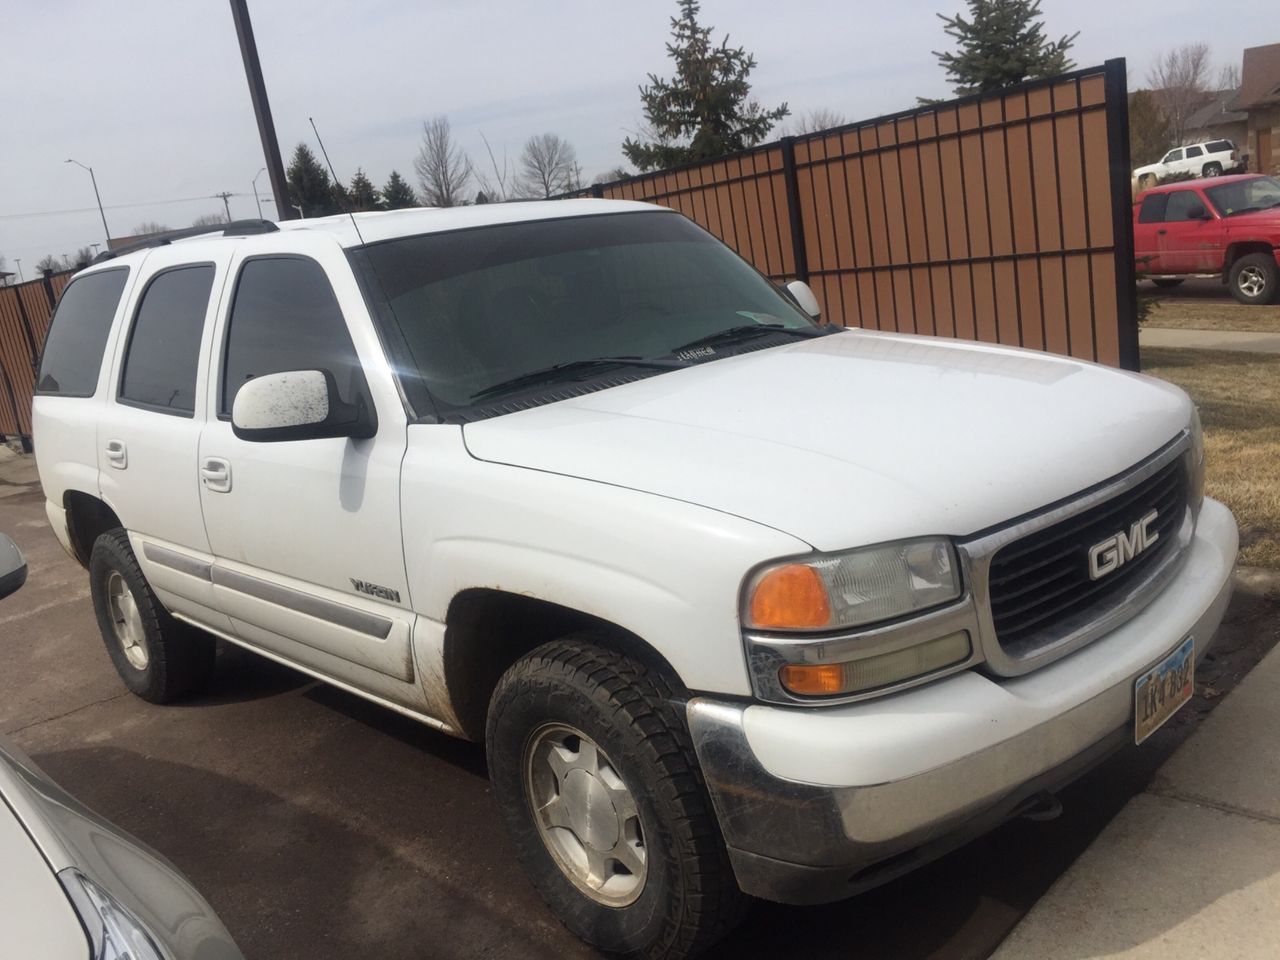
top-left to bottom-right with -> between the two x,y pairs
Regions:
462,331 -> 1190,551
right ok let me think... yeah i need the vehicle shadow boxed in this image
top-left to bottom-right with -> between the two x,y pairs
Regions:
30,746 -> 590,960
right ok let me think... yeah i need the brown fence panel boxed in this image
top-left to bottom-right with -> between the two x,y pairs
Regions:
587,59 -> 1137,370
0,270 -> 72,443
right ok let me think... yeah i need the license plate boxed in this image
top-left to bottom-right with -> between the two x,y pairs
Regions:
1134,635 -> 1195,744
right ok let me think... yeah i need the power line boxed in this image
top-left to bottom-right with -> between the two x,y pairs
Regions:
0,193 -> 259,221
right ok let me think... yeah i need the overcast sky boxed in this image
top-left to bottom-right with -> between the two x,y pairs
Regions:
1,0 -> 1270,273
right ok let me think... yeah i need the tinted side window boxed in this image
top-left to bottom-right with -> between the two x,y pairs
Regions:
221,257 -> 362,415
119,265 -> 215,415
1185,145 -> 1204,158
1164,149 -> 1183,162
36,269 -> 130,397
1164,191 -> 1204,221
1206,140 -> 1232,153
1138,194 -> 1168,223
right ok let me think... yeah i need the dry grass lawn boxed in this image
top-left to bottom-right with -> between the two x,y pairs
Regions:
1144,292 -> 1280,333
1142,347 -> 1280,567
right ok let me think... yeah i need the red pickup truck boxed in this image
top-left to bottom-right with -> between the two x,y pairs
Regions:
1133,174 -> 1280,304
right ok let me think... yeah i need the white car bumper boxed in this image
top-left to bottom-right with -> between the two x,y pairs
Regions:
688,497 -> 1238,904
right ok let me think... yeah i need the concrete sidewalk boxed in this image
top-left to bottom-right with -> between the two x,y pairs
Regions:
994,639 -> 1280,959
1141,327 -> 1280,354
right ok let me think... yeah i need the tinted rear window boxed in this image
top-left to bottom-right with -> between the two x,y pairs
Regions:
36,269 -> 130,397
1138,194 -> 1168,223
119,265 -> 215,415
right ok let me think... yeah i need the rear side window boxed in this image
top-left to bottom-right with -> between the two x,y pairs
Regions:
1185,145 -> 1204,158
220,257 -> 363,416
119,265 -> 215,416
36,268 -> 129,397
1164,191 -> 1204,221
1138,194 -> 1168,223
1206,140 -> 1233,153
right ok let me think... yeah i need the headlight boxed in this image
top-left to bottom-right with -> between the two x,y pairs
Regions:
1189,408 -> 1206,517
59,870 -> 164,960
744,538 -> 961,632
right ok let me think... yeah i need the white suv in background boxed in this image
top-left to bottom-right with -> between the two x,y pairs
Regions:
1133,138 -> 1242,186
33,202 -> 1238,960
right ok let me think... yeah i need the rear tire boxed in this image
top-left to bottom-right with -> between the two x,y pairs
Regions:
486,636 -> 747,960
89,529 -> 216,703
1227,253 -> 1280,305
1152,278 -> 1185,288
1202,162 -> 1223,177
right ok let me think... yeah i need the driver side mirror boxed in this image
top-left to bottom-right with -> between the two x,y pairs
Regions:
0,534 -> 27,601
1187,202 -> 1209,220
231,369 -> 377,443
785,280 -> 822,320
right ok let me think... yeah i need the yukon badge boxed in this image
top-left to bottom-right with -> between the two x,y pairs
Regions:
1088,509 -> 1159,580
350,578 -> 401,603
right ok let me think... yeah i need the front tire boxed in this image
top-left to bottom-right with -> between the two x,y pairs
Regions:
1228,253 -> 1280,305
89,529 -> 216,703
487,637 -> 746,960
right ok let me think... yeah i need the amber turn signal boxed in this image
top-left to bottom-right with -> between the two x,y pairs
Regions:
748,564 -> 831,629
778,663 -> 847,695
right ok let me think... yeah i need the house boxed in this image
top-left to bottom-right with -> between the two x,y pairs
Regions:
1232,42 -> 1280,175
1183,90 -> 1249,151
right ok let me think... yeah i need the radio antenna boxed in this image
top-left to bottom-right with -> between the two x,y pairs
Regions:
309,116 -> 366,245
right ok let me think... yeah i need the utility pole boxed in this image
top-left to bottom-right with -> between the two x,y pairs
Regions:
214,191 -> 234,221
65,159 -> 112,242
229,0 -> 294,219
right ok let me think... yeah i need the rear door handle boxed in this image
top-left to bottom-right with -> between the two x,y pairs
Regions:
105,439 -> 127,470
200,457 -> 232,493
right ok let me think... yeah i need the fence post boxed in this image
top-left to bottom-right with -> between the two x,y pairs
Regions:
779,137 -> 810,282
40,273 -> 58,312
1103,57 -> 1140,372
591,183 -> 605,199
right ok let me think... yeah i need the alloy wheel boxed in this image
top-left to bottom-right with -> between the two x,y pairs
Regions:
105,571 -> 149,670
524,723 -> 648,906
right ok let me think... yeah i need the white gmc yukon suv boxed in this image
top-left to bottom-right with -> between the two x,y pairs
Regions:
34,201 -> 1238,960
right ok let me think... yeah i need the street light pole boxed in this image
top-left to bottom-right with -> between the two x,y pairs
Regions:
291,203 -> 305,219
65,159 -> 112,243
229,0 -> 294,219
13,259 -> 22,283
252,166 -> 266,218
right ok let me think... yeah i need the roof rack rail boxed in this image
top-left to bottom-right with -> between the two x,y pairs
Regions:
92,219 -> 279,263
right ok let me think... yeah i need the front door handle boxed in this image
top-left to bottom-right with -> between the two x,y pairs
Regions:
105,439 -> 127,470
200,457 -> 232,494
1157,229 -> 1168,235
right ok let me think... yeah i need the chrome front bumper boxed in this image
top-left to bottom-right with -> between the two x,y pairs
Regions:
689,498 -> 1238,905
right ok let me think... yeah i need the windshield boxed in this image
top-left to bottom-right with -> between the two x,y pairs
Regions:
1204,176 -> 1280,217
353,211 -> 818,417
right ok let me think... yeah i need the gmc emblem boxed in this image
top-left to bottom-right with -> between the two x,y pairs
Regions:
1088,509 -> 1159,580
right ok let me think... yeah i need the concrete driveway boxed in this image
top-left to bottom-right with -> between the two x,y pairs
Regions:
3,474 -> 1277,959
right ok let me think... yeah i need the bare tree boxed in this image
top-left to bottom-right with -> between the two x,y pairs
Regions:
518,133 -> 579,199
1217,62 -> 1240,91
35,254 -> 62,275
1147,43 -> 1212,144
192,212 -> 228,228
415,116 -> 473,207
593,166 -> 632,185
132,220 -> 171,235
787,108 -> 847,136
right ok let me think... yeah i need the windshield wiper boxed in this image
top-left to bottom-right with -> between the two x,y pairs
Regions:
470,356 -> 686,402
669,323 -> 826,355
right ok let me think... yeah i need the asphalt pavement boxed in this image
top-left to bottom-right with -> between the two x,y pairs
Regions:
2,465 -> 1277,960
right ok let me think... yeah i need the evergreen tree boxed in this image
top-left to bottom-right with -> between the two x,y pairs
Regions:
933,0 -> 1077,96
286,143 -> 336,217
1128,90 -> 1172,168
622,0 -> 788,172
348,168 -> 381,211
381,170 -> 418,209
